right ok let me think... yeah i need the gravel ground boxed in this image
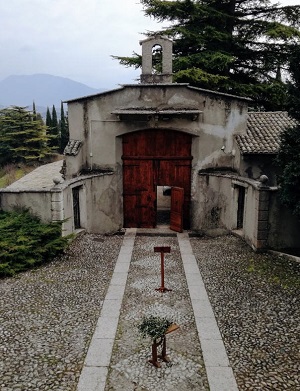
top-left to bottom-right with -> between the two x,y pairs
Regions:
106,233 -> 209,391
1,231 -> 299,391
190,234 -> 300,391
0,233 -> 123,391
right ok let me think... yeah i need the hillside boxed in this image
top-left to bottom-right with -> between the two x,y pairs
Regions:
0,74 -> 105,109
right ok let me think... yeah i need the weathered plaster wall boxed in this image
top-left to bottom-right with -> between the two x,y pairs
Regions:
242,184 -> 259,248
191,173 -> 274,251
66,85 -> 249,179
0,192 -> 52,222
191,174 -> 233,230
64,84 -> 251,238
61,170 -> 123,236
65,101 -> 90,177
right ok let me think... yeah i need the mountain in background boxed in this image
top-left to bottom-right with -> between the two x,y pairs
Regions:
0,74 -> 106,109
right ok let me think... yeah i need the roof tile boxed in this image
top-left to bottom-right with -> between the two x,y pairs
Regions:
236,112 -> 296,154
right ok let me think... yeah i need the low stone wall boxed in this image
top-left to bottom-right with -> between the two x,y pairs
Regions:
0,191 -> 53,222
191,172 -> 297,251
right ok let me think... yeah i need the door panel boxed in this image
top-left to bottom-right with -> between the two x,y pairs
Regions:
123,160 -> 156,227
122,129 -> 192,229
170,187 -> 184,232
159,160 -> 191,229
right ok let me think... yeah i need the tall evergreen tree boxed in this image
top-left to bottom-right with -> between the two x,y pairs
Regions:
59,101 -> 69,153
0,106 -> 51,165
45,105 -> 60,151
276,48 -> 300,218
51,105 -> 60,150
32,101 -> 37,121
32,101 -> 44,124
115,0 -> 300,110
46,107 -> 52,128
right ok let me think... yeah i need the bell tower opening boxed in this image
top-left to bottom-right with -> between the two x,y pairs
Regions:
140,35 -> 173,84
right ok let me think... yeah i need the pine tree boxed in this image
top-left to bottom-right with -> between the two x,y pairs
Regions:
115,0 -> 300,110
0,106 -> 51,165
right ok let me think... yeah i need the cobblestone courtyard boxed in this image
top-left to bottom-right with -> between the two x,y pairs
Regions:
0,231 -> 299,390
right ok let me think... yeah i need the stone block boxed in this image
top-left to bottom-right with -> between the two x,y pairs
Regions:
200,339 -> 230,367
255,239 -> 268,249
257,221 -> 268,230
258,210 -> 269,221
257,230 -> 268,240
258,200 -> 269,211
194,316 -> 223,340
205,367 -> 239,391
51,192 -> 63,202
77,366 -> 108,391
259,191 -> 270,201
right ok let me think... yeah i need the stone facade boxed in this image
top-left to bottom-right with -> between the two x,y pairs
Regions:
0,36 -> 299,251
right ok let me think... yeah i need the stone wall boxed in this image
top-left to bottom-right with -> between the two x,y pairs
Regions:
65,85 -> 249,179
191,173 -> 279,251
61,170 -> 123,236
0,191 -> 52,223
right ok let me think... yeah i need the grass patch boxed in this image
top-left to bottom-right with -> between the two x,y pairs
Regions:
0,210 -> 70,277
0,164 -> 36,188
246,254 -> 300,289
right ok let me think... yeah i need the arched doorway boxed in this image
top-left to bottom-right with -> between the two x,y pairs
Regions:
122,129 -> 192,229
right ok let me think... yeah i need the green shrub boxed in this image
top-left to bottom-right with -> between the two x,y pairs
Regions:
0,210 -> 70,277
138,316 -> 173,341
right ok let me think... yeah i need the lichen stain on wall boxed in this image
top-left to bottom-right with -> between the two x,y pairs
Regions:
197,175 -> 228,229
98,187 -> 118,218
83,101 -> 89,138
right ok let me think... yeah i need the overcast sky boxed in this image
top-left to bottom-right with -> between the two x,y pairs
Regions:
0,0 -> 299,89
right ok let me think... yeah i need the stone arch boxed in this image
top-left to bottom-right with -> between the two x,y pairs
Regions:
140,35 -> 173,83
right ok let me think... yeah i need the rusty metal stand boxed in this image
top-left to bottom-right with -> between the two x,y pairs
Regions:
148,324 -> 179,368
149,338 -> 162,368
154,246 -> 172,292
149,337 -> 170,368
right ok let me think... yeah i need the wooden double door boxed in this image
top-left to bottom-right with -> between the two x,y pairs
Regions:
122,129 -> 192,230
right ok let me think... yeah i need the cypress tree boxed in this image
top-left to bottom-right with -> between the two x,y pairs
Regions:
59,101 -> 69,153
51,105 -> 60,151
45,106 -> 60,151
46,107 -> 52,128
32,101 -> 37,121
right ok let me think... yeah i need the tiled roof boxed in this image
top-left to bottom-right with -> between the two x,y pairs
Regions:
236,111 -> 296,155
64,140 -> 82,156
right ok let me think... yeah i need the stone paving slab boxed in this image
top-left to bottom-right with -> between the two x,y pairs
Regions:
178,232 -> 239,391
77,229 -> 136,391
76,229 -> 238,391
102,232 -> 210,390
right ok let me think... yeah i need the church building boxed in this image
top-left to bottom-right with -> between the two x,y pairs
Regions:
1,36 -> 299,251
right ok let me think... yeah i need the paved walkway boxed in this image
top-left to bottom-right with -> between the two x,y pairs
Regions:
77,229 -> 238,391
